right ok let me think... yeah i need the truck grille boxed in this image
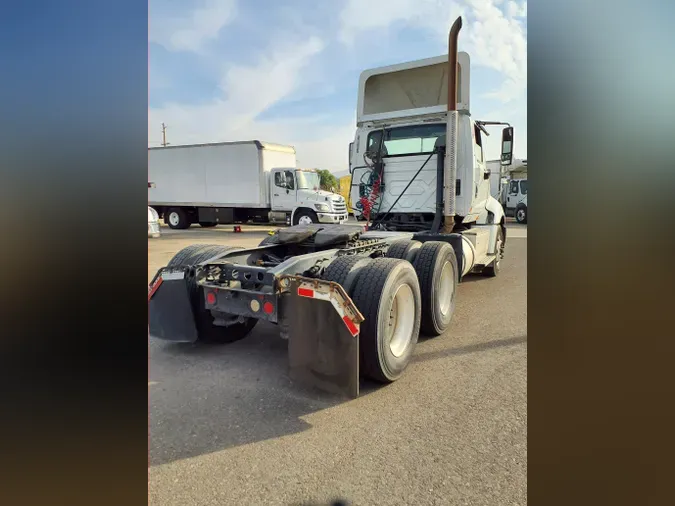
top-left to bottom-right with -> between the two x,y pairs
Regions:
332,200 -> 347,213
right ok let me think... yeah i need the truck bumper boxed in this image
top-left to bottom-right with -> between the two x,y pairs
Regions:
317,212 -> 348,224
148,267 -> 364,398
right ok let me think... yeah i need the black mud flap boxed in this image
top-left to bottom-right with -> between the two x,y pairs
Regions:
283,278 -> 360,399
148,269 -> 199,342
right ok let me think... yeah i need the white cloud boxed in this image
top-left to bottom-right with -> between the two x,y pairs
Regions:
149,35 -> 348,168
339,0 -> 466,47
149,0 -> 527,168
338,0 -> 527,104
465,0 -> 527,102
149,0 -> 237,53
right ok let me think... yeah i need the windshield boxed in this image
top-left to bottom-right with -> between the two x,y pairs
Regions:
520,180 -> 528,195
296,170 -> 321,190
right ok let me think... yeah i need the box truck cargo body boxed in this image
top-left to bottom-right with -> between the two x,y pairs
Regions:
148,141 -> 348,229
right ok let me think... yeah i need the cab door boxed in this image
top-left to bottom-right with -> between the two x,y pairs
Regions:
271,169 -> 297,211
506,180 -> 520,210
472,123 -> 491,217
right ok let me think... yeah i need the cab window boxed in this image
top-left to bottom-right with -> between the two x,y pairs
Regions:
274,170 -> 295,190
473,124 -> 484,163
366,124 -> 446,157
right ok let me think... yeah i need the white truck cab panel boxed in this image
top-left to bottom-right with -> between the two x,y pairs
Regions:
270,168 -> 348,225
350,51 -> 498,225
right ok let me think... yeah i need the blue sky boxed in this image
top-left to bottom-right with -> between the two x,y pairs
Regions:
149,0 -> 527,175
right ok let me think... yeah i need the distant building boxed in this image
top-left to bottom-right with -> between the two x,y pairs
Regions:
487,158 -> 527,179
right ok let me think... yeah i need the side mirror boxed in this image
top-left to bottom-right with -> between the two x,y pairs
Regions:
500,127 -> 514,166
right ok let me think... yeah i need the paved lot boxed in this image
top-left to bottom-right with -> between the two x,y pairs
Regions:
149,222 -> 527,506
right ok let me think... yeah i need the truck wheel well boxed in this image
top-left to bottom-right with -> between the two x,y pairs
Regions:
292,207 -> 318,225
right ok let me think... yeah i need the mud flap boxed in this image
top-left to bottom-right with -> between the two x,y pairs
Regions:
148,269 -> 199,342
282,277 -> 362,399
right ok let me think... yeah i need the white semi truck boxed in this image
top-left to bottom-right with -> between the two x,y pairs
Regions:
148,141 -> 348,229
148,17 -> 514,398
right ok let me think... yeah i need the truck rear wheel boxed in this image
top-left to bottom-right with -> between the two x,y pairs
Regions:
321,255 -> 372,295
166,208 -> 191,230
351,258 -> 421,382
413,241 -> 458,337
386,240 -> 422,263
167,244 -> 257,344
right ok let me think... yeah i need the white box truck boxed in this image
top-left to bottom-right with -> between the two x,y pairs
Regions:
148,140 -> 348,229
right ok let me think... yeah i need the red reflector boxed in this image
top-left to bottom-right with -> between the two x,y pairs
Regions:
298,287 -> 314,298
206,292 -> 216,305
342,315 -> 359,336
148,277 -> 163,302
263,301 -> 274,314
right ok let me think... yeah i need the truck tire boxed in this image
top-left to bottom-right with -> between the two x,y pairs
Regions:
293,208 -> 319,225
321,255 -> 372,295
165,208 -> 191,230
413,241 -> 458,337
515,205 -> 527,224
351,258 -> 422,382
199,222 -> 217,228
166,244 -> 257,344
386,240 -> 422,263
482,228 -> 504,277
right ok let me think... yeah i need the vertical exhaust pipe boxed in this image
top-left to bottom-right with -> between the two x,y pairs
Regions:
442,16 -> 462,233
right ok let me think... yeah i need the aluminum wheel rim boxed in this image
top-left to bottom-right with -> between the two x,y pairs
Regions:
495,239 -> 503,268
298,215 -> 313,225
388,283 -> 415,358
517,209 -> 525,222
169,212 -> 180,226
438,261 -> 455,316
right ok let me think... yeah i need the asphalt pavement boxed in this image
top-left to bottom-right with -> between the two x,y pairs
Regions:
148,222 -> 527,506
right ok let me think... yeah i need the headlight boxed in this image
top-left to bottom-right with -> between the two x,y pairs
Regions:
314,203 -> 330,212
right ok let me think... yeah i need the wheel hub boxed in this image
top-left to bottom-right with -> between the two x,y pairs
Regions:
438,261 -> 455,316
387,283 -> 415,358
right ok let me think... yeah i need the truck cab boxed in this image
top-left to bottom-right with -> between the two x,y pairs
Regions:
504,178 -> 528,224
269,168 -> 348,225
349,52 -> 508,232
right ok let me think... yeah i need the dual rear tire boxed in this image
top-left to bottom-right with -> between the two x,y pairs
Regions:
323,256 -> 422,383
166,244 -> 258,344
321,240 -> 458,383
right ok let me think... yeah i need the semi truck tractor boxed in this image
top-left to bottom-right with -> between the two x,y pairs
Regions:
148,141 -> 348,229
148,17 -> 514,398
